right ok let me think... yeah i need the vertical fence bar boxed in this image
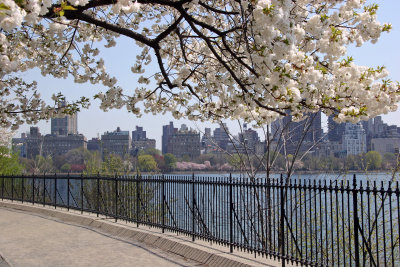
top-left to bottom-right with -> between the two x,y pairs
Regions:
136,174 -> 140,228
396,182 -> 400,266
97,173 -> 100,217
161,174 -> 165,233
373,181 -> 379,264
280,174 -> 285,267
381,181 -> 387,267
115,174 -> 118,223
388,181 -> 394,267
81,173 -> 83,214
1,175 -> 3,201
353,174 -> 360,267
22,174 -> 24,203
42,173 -> 45,207
32,173 -> 35,205
67,173 -> 70,211
229,173 -> 233,253
11,174 -> 14,202
54,173 -> 57,209
192,173 -> 195,242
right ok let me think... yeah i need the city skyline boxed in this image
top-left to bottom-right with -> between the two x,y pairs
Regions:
14,114 -> 400,152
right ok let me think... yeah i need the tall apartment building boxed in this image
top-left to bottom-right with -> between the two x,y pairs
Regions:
343,123 -> 367,156
51,102 -> 78,136
12,133 -> 27,158
13,122 -> 85,159
132,139 -> 156,152
238,125 -> 260,154
273,111 -> 322,142
131,125 -> 156,152
132,126 -> 147,141
166,125 -> 200,159
213,123 -> 230,151
87,138 -> 101,152
201,128 -> 214,153
42,134 -> 87,157
272,111 -> 322,154
328,116 -> 346,142
25,127 -> 43,159
101,127 -> 131,158
162,122 -> 177,154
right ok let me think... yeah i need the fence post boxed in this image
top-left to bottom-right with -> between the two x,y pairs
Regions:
43,173 -> 45,207
115,173 -> 118,223
229,173 -> 233,253
81,173 -> 84,214
67,172 -> 70,211
97,173 -> 100,217
353,174 -> 360,267
161,174 -> 165,233
279,174 -> 285,267
54,173 -> 57,209
192,173 -> 196,242
11,174 -> 14,202
32,173 -> 35,205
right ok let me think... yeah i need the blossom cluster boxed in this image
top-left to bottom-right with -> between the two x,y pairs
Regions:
0,127 -> 13,157
0,0 -> 399,129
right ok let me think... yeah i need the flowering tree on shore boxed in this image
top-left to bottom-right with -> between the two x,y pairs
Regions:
0,127 -> 23,174
1,0 -> 399,129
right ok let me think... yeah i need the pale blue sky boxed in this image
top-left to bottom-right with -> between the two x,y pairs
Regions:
16,0 -> 400,149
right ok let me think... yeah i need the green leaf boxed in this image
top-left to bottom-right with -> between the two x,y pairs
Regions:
59,10 -> 64,16
0,3 -> 10,10
63,5 -> 77,10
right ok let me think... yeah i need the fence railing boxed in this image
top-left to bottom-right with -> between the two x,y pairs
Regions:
0,173 -> 399,267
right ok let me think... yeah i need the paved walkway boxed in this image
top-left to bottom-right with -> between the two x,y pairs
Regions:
0,202 -> 287,267
0,207 -> 200,267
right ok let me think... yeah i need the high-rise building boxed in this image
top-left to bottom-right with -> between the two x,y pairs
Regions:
132,126 -> 146,141
201,128 -> 214,153
51,102 -> 78,136
328,116 -> 346,142
131,126 -> 156,152
361,118 -> 375,151
302,111 -> 323,142
273,111 -> 322,143
371,137 -> 400,155
12,133 -> 27,158
162,122 -> 177,154
238,127 -> 260,153
42,134 -> 87,157
87,138 -> 101,151
271,111 -> 322,154
101,127 -> 131,158
26,127 -> 43,159
213,123 -> 230,151
132,139 -> 156,152
167,126 -> 200,159
343,122 -> 367,156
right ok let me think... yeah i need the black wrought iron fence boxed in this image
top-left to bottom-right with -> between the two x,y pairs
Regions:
1,173 -> 399,267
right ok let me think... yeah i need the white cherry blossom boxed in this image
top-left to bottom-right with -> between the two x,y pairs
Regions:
0,0 -> 398,129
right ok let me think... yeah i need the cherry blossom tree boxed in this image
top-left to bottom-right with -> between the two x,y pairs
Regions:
1,0 -> 399,129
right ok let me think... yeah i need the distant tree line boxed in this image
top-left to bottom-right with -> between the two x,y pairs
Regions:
1,144 -> 398,175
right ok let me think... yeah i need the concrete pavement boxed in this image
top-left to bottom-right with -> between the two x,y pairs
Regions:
0,207 -> 200,267
0,254 -> 10,267
0,201 -> 289,267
